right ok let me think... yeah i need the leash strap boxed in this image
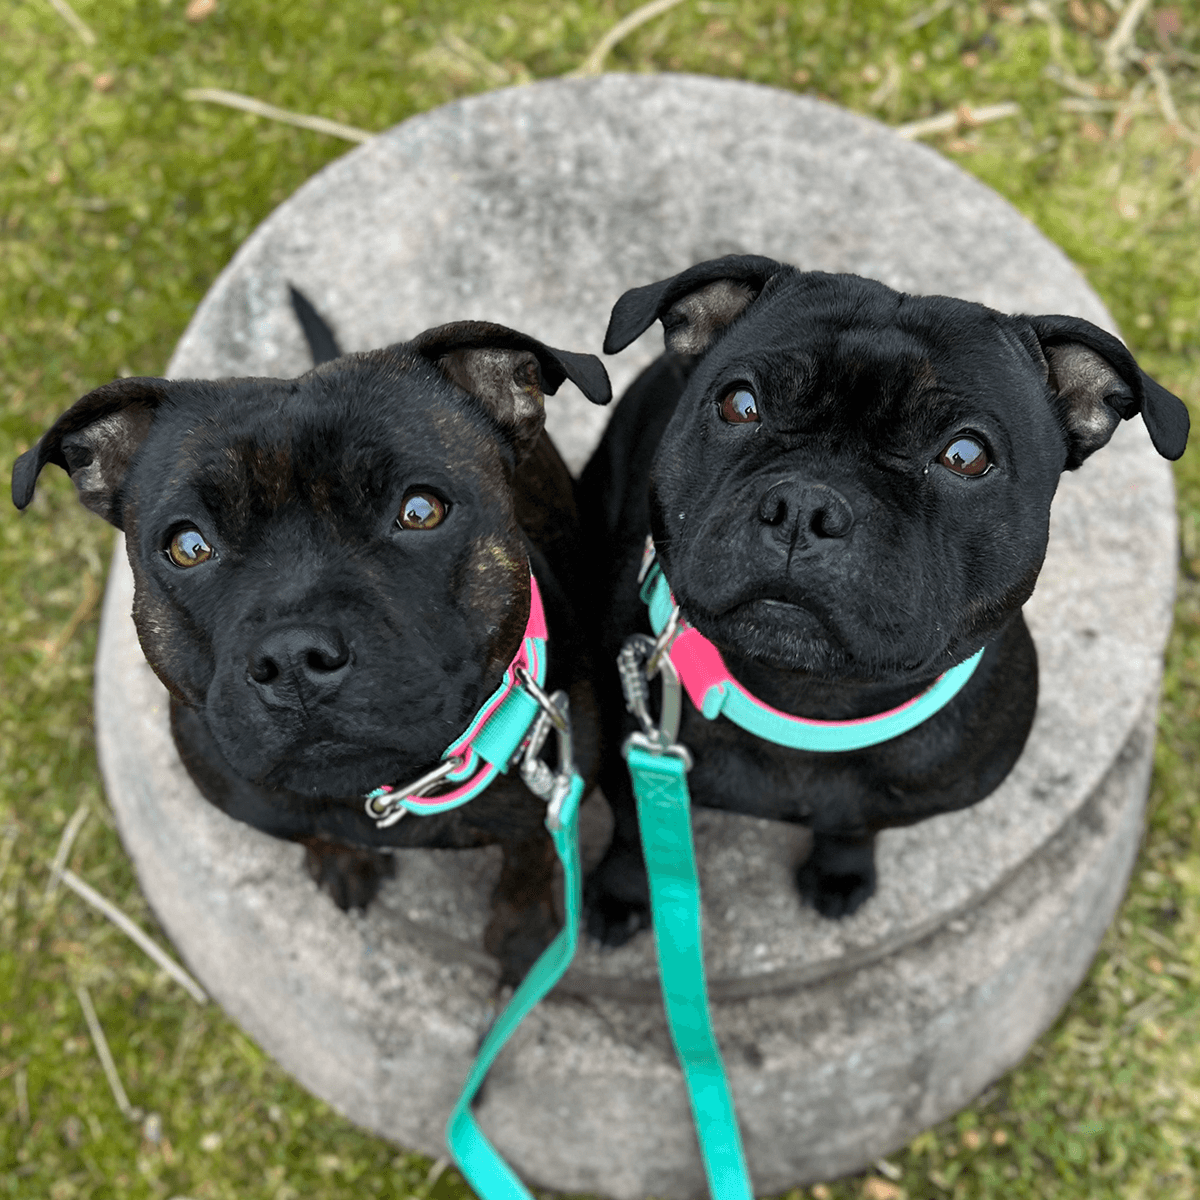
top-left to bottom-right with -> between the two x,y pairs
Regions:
446,771 -> 585,1199
626,743 -> 753,1200
619,542 -> 988,1198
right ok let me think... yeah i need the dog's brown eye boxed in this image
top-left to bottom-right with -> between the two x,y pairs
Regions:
719,388 -> 759,424
398,491 -> 446,530
937,436 -> 990,477
167,527 -> 214,568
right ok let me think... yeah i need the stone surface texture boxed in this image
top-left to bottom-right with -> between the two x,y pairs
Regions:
94,76 -> 1176,1197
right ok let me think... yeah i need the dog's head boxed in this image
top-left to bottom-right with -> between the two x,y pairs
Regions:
13,323 -> 610,797
606,255 -> 1188,683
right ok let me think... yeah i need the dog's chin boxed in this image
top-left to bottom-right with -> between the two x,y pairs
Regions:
254,744 -> 434,800
692,598 -> 853,675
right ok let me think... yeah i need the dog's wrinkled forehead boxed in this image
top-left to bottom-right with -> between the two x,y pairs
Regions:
698,277 -> 1030,440
141,353 -> 504,536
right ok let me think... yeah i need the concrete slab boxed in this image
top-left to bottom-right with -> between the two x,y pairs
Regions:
95,75 -> 1176,1196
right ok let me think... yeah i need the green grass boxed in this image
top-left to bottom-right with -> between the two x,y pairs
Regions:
2,1 -> 1199,1197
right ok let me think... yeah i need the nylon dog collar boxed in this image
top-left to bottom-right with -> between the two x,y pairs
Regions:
364,572 -> 550,824
640,550 -> 983,753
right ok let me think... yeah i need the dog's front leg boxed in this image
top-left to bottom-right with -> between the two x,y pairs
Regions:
484,829 -> 561,987
795,828 -> 878,919
582,764 -> 651,948
301,838 -> 396,912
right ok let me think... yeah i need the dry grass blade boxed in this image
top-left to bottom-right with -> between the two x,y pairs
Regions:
570,0 -> 689,77
15,1067 -> 30,1126
59,867 -> 209,1004
895,102 -> 1020,139
183,88 -> 375,143
1145,60 -> 1200,146
40,572 -> 101,664
440,32 -> 516,87
0,824 -> 18,889
1060,97 -> 1122,112
42,802 -> 89,905
76,983 -> 134,1118
44,0 -> 96,46
1103,0 -> 1154,74
1044,63 -> 1103,99
898,0 -> 955,34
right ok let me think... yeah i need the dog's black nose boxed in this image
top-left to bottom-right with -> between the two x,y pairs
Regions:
757,480 -> 854,541
247,625 -> 352,700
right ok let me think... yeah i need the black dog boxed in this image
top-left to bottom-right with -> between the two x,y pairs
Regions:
580,254 -> 1188,944
13,303 -> 611,984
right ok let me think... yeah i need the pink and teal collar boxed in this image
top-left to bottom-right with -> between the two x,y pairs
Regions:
365,572 -> 550,825
640,547 -> 983,753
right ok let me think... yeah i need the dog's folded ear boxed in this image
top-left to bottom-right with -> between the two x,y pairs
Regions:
604,254 -> 783,357
1026,315 -> 1189,468
12,377 -> 172,528
412,321 -> 612,459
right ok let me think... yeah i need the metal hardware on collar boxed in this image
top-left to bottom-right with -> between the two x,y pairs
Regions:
515,675 -> 576,832
364,755 -> 466,827
636,532 -> 658,585
617,631 -> 692,769
362,570 -> 552,827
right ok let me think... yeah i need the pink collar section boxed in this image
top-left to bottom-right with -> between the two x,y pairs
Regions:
365,572 -> 549,824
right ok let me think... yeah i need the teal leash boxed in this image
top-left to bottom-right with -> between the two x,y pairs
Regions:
626,742 -> 754,1200
619,633 -> 754,1200
447,769 -> 585,1199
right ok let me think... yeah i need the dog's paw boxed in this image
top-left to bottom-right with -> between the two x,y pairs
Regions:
583,855 -> 651,948
302,840 -> 395,911
795,859 -> 876,918
795,831 -> 878,919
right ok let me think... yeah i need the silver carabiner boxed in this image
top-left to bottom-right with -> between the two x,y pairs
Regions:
617,613 -> 691,768
515,677 -> 576,831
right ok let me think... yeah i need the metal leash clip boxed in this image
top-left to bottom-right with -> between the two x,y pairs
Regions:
618,610 -> 693,770
514,666 -> 576,831
364,754 -> 467,828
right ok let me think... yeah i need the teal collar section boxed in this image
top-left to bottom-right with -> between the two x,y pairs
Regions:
642,563 -> 984,753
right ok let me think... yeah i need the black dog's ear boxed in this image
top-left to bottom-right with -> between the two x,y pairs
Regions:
412,321 -> 612,459
604,254 -> 783,356
11,377 -> 172,528
1026,315 -> 1189,468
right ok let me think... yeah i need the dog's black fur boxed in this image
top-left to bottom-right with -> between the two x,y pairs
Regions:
580,255 -> 1189,945
13,301 -> 611,984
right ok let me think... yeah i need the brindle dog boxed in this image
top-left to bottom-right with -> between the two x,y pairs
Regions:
14,298 -> 610,984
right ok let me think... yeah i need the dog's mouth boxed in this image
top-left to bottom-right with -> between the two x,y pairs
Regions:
253,740 -> 435,800
683,591 -> 851,673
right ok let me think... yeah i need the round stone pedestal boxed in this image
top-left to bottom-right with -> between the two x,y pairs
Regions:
95,76 -> 1177,1198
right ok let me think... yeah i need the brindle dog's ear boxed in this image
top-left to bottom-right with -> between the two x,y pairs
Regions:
1025,315 -> 1189,468
11,377 -> 172,528
603,254 -> 783,357
412,321 -> 611,459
